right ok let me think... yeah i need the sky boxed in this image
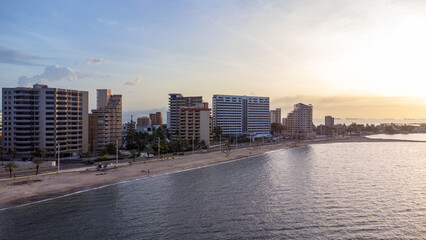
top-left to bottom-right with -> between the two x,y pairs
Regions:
1,0 -> 426,121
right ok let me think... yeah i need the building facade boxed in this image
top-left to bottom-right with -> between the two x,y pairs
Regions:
325,115 -> 335,127
0,112 -> 2,138
270,108 -> 281,124
136,116 -> 152,132
286,103 -> 314,137
2,84 -> 88,158
282,117 -> 288,127
168,93 -> 203,140
212,95 -> 270,135
178,102 -> 211,146
89,89 -> 122,151
149,112 -> 163,126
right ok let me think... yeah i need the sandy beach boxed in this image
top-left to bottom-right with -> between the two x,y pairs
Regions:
0,136 -> 423,210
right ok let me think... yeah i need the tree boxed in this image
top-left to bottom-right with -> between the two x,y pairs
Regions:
32,156 -> 44,175
105,143 -> 117,155
271,123 -> 284,134
130,149 -> 137,162
199,140 -> 207,149
8,148 -> 18,161
213,126 -> 222,141
42,148 -> 50,161
222,141 -> 232,157
5,161 -> 17,178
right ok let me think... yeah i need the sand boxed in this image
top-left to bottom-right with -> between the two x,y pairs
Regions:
0,136 -> 423,209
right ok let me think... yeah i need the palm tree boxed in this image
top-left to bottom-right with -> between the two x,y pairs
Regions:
42,148 -> 50,161
32,156 -> 44,175
5,161 -> 17,178
8,148 -> 18,161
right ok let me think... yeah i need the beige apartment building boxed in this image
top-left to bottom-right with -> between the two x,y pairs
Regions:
168,93 -> 203,140
178,102 -> 211,146
270,108 -> 281,124
286,103 -> 314,138
149,112 -> 163,126
89,89 -> 122,151
2,84 -> 88,158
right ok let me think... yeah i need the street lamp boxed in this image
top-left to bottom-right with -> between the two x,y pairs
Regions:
116,140 -> 118,165
57,142 -> 60,172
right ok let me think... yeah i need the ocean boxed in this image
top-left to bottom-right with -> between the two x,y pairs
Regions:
1,141 -> 425,239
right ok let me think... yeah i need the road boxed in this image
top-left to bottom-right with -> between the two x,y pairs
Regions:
0,139 -> 291,179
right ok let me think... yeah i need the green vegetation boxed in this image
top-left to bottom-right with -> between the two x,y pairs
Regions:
5,161 -> 17,178
271,123 -> 285,134
8,148 -> 18,161
124,127 -> 206,157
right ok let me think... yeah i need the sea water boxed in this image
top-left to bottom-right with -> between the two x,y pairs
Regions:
1,142 -> 425,239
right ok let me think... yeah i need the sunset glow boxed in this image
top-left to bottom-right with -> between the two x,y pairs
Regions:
1,0 -> 426,119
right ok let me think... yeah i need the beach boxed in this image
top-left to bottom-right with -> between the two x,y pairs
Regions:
0,136 -> 422,209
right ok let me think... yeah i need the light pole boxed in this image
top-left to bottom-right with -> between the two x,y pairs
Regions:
219,134 -> 222,151
116,140 -> 118,165
235,134 -> 238,150
158,137 -> 160,159
192,134 -> 195,155
57,142 -> 60,172
249,132 -> 252,148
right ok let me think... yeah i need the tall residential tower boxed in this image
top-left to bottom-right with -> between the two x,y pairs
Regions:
89,89 -> 122,151
2,84 -> 88,158
286,103 -> 314,137
168,93 -> 203,140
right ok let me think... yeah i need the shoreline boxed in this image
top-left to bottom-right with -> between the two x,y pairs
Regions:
1,136 -> 424,210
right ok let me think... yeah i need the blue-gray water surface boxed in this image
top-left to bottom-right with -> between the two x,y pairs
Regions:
1,142 -> 425,239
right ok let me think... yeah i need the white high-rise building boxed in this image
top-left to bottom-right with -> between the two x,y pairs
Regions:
212,95 -> 270,135
2,84 -> 89,158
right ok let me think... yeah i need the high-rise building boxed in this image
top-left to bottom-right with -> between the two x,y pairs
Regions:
168,93 -> 203,140
286,103 -> 313,136
2,84 -> 88,157
178,102 -> 211,146
325,116 -> 335,127
89,89 -> 122,151
136,116 -> 152,132
0,112 -> 2,137
282,117 -> 287,127
270,108 -> 281,124
212,95 -> 270,135
149,112 -> 163,126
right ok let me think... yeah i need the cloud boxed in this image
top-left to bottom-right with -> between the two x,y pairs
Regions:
0,46 -> 47,66
124,76 -> 142,86
96,17 -> 117,26
18,65 -> 88,87
85,58 -> 107,66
